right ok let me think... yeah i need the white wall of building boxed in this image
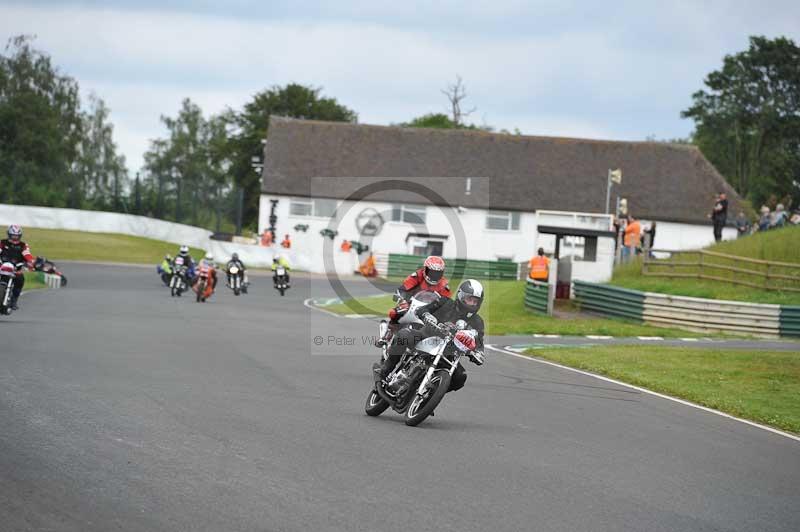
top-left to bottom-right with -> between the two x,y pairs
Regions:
259,194 -> 740,280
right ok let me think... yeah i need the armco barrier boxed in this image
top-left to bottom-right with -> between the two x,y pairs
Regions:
781,307 -> 800,337
524,280 -> 549,314
387,254 -> 517,280
572,281 -> 645,321
573,281 -> 798,338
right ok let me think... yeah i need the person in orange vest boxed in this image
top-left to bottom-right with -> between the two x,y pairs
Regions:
260,230 -> 273,247
623,215 -> 641,262
280,234 -> 292,249
528,248 -> 550,281
359,252 -> 377,277
340,239 -> 352,252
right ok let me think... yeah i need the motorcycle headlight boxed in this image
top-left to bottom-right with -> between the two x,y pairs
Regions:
230,267 -> 239,274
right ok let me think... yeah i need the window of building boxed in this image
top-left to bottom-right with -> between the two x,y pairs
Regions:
391,204 -> 426,224
486,211 -> 520,231
289,197 -> 338,218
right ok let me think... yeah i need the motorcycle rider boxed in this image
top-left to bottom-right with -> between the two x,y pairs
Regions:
377,279 -> 486,393
176,245 -> 196,282
0,225 -> 35,310
226,252 -> 248,287
199,252 -> 218,290
271,255 -> 291,287
376,256 -> 451,347
158,254 -> 173,285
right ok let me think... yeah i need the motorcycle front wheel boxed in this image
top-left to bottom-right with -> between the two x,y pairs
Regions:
405,370 -> 450,427
364,388 -> 390,416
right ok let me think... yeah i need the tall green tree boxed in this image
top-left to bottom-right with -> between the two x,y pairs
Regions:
0,35 -> 84,207
682,36 -> 800,206
226,84 -> 357,228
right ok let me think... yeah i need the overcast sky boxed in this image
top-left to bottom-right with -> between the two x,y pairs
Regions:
2,1 -> 799,174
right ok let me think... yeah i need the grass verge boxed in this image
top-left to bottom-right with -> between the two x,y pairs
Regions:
23,271 -> 46,290
322,280 -> 705,337
25,228 -> 205,264
611,226 -> 800,305
526,345 -> 800,434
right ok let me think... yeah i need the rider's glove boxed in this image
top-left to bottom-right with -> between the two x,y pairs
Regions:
469,349 -> 485,366
422,312 -> 438,328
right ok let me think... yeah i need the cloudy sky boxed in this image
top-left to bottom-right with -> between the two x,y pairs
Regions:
2,1 -> 799,174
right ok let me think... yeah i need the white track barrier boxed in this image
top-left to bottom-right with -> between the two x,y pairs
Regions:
0,204 -> 294,269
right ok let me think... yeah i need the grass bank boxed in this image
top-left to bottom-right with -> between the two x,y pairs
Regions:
23,271 -> 46,290
526,345 -> 800,434
24,228 -> 205,264
323,280 -> 704,337
611,225 -> 800,305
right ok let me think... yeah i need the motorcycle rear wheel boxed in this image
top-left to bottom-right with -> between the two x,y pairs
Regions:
405,370 -> 450,427
364,388 -> 390,416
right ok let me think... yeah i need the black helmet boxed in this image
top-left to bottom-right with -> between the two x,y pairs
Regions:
455,279 -> 484,316
232,252 -> 239,261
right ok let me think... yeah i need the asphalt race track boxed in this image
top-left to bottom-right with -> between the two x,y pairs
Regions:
1,263 -> 799,532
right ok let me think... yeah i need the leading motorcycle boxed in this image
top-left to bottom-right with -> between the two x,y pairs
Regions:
366,317 -> 478,427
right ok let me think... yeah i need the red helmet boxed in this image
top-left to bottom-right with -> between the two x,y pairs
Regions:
423,256 -> 445,284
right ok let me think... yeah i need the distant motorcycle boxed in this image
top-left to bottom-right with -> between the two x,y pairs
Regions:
227,265 -> 247,296
274,265 -> 289,296
193,264 -> 215,303
34,256 -> 67,287
169,256 -> 188,297
0,261 -> 24,316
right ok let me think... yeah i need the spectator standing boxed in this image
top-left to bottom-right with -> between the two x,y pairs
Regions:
528,248 -> 550,281
710,193 -> 728,242
623,216 -> 641,262
758,206 -> 771,231
280,234 -> 292,249
735,212 -> 751,238
340,240 -> 352,252
644,222 -> 657,255
359,252 -> 377,277
260,230 -> 273,247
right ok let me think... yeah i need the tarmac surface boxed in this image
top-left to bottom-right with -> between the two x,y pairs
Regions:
1,263 -> 799,531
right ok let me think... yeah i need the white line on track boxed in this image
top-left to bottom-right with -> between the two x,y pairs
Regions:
303,298 -> 342,317
534,334 -> 561,338
486,344 -> 800,444
637,336 -> 664,341
586,335 -> 613,340
681,338 -> 699,342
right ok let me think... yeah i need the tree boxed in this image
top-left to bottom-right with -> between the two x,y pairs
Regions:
225,83 -> 357,229
441,75 -> 476,127
682,36 -> 800,206
77,93 -> 128,210
0,35 -> 84,207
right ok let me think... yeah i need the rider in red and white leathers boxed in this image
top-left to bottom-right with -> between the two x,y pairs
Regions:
0,225 -> 35,309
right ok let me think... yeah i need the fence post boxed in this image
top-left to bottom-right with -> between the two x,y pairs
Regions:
547,258 -> 558,315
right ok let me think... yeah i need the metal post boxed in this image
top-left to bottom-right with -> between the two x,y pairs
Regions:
547,258 -> 558,315
605,169 -> 611,214
235,188 -> 244,236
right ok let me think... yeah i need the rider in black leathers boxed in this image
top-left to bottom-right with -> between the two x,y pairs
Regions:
226,252 -> 247,287
379,279 -> 486,392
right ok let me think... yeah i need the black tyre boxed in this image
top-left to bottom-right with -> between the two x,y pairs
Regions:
171,286 -> 177,297
364,388 -> 390,416
405,370 -> 451,427
196,282 -> 204,302
279,287 -> 285,296
60,276 -> 68,287
234,288 -> 240,296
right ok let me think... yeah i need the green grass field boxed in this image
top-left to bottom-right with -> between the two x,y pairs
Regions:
527,345 -> 800,434
323,280 -> 705,337
24,228 -> 205,264
23,271 -> 46,290
611,225 -> 800,305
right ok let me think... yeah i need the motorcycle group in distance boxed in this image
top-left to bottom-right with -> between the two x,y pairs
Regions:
156,248 -> 292,301
365,255 -> 486,427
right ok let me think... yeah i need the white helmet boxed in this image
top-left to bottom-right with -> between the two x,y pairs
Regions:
179,245 -> 189,255
205,252 -> 213,261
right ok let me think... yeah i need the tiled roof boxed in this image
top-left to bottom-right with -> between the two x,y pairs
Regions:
262,116 -> 742,224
